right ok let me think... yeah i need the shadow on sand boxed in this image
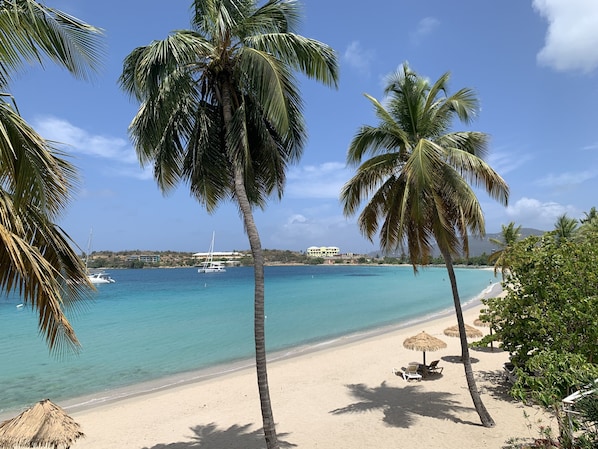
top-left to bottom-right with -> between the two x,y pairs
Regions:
142,423 -> 296,449
330,381 -> 480,428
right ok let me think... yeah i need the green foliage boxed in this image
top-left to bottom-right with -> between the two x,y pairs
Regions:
510,351 -> 598,407
482,234 -> 598,370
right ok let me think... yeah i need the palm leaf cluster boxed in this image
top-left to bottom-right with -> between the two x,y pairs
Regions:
0,0 -> 104,352
342,63 -> 508,264
119,1 -> 338,447
120,0 -> 337,211
341,62 -> 508,428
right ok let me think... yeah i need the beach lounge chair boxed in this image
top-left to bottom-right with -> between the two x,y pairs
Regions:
504,362 -> 517,383
393,365 -> 422,381
426,360 -> 443,374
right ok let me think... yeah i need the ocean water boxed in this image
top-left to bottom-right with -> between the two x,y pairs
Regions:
0,265 -> 496,415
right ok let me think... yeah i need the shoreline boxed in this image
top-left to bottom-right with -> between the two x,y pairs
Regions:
36,282 -> 504,418
1,281 -> 503,421
62,279 -> 556,449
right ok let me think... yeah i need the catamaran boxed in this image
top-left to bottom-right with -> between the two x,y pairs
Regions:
198,232 -> 226,273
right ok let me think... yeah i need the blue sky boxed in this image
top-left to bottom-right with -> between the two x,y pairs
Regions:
10,0 -> 598,254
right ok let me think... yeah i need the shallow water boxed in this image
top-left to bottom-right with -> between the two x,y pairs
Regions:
0,265 -> 496,414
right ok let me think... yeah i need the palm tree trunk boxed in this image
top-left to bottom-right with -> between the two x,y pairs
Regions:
440,247 -> 495,428
222,84 -> 279,449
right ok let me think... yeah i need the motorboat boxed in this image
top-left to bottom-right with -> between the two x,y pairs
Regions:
198,232 -> 226,273
85,229 -> 115,284
88,271 -> 116,284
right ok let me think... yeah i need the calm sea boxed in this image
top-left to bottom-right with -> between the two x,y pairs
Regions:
0,265 -> 496,415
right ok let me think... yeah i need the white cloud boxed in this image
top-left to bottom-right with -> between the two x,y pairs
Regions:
33,116 -> 152,179
287,162 -> 350,199
533,0 -> 598,73
343,41 -> 375,75
535,170 -> 597,188
410,17 -> 440,44
486,149 -> 533,176
506,196 -> 577,229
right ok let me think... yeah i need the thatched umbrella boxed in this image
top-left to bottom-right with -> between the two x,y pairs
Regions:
403,331 -> 447,365
0,399 -> 84,449
443,323 -> 483,339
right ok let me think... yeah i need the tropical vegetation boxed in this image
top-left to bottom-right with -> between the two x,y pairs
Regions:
119,1 -> 338,447
488,221 -> 521,277
340,62 -> 509,427
480,217 -> 598,448
0,0 -> 104,353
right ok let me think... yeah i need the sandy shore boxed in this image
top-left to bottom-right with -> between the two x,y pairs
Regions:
66,287 -> 554,449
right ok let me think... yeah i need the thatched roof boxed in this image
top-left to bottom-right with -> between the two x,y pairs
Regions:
0,399 -> 84,448
443,324 -> 483,338
473,318 -> 490,327
403,331 -> 447,352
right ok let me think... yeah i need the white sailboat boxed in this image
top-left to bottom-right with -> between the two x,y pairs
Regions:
86,229 -> 116,284
198,232 -> 226,273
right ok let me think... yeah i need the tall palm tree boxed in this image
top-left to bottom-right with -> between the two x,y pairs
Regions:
488,222 -> 521,278
553,213 -> 578,242
119,1 -> 338,447
0,0 -> 104,353
341,62 -> 508,428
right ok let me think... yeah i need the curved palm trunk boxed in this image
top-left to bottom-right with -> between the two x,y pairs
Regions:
440,247 -> 495,428
222,85 -> 279,449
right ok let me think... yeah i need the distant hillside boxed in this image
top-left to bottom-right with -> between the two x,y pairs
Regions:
462,228 -> 545,257
373,228 -> 546,258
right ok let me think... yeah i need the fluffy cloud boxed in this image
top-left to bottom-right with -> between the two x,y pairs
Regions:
505,197 -> 577,229
533,0 -> 598,72
33,116 -> 152,179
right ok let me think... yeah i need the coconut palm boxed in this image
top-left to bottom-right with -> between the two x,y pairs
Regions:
119,1 -> 338,447
341,62 -> 508,428
580,206 -> 598,224
488,222 -> 521,278
553,214 -> 578,242
0,0 -> 104,352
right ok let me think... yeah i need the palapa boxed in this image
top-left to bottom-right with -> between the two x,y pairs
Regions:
443,323 -> 483,339
0,399 -> 84,449
473,318 -> 490,327
403,331 -> 447,365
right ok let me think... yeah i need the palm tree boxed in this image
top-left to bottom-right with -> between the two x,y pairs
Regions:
119,1 -> 338,447
576,207 -> 598,242
488,222 -> 521,278
580,206 -> 598,224
341,62 -> 508,428
0,0 -> 104,352
553,214 -> 578,242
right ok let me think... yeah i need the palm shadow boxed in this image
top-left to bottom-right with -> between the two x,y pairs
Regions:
142,422 -> 297,449
330,381 -> 479,428
441,355 -> 480,364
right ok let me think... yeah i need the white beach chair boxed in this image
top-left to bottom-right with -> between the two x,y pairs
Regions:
393,365 -> 422,381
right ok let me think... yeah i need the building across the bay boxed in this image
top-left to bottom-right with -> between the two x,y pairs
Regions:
126,254 -> 161,263
306,246 -> 340,258
192,251 -> 245,266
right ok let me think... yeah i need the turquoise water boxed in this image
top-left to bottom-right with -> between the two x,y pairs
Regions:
0,265 -> 496,414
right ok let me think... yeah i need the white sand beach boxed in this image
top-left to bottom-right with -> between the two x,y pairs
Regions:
67,290 -> 556,449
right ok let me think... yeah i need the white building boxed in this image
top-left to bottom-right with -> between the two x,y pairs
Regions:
306,246 -> 340,258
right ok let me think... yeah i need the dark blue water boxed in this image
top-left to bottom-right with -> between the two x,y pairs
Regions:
0,265 -> 495,414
